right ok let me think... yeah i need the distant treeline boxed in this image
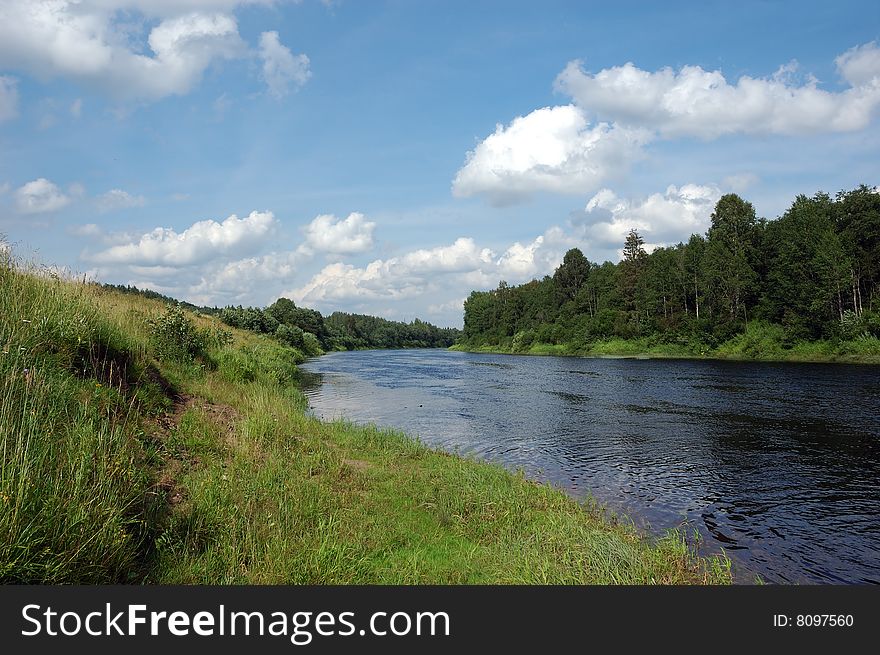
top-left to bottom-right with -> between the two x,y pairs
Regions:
461,185 -> 880,351
100,285 -> 460,353
325,311 -> 460,350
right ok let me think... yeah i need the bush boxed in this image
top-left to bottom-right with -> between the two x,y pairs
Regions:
147,304 -> 206,362
511,330 -> 535,352
301,331 -> 323,357
865,311 -> 880,338
202,326 -> 234,350
275,324 -> 305,350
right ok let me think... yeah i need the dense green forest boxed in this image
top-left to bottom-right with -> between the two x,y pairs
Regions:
102,284 -> 460,353
218,300 -> 459,352
459,186 -> 880,360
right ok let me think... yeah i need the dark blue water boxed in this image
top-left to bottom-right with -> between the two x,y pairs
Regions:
300,349 -> 880,584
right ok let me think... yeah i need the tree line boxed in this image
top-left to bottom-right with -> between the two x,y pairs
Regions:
218,299 -> 459,352
101,285 -> 460,354
460,185 -> 880,351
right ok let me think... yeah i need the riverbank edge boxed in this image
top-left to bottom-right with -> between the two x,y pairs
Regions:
1,265 -> 732,584
449,340 -> 880,365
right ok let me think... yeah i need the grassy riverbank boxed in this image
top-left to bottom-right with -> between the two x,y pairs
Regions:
451,323 -> 880,365
0,258 -> 730,584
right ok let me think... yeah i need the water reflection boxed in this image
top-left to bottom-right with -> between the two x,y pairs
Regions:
301,349 -> 880,584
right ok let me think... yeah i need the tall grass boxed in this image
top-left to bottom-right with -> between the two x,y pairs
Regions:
0,256 -> 161,582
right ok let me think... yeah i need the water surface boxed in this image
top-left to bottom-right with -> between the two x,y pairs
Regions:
300,349 -> 880,584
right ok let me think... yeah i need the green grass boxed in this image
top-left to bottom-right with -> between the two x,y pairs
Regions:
456,323 -> 880,364
1,254 -> 730,584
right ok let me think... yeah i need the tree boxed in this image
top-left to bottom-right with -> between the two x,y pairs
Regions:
765,193 -> 849,338
684,234 -> 706,319
553,248 -> 591,305
835,185 -> 880,314
265,297 -> 298,325
645,246 -> 678,321
619,229 -> 648,332
703,194 -> 759,322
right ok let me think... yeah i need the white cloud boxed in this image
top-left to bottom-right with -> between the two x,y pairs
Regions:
69,223 -> 104,238
79,208 -> 303,305
836,41 -> 880,87
579,183 -> 722,251
290,232 -> 568,311
0,76 -> 18,122
70,98 -> 83,118
555,45 -> 880,139
452,105 -> 649,204
96,188 -> 146,212
455,43 -> 880,205
185,250 -> 301,305
427,298 -> 465,316
722,173 -> 760,193
0,2 -> 269,101
302,212 -> 376,255
14,178 -> 72,214
291,261 -> 418,304
497,227 -> 573,280
87,1 -> 276,15
258,30 -> 311,98
399,237 -> 494,274
88,210 -> 277,266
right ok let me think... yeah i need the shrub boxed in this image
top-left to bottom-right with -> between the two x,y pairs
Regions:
301,331 -> 323,357
275,324 -> 305,350
147,304 -> 206,362
202,326 -> 234,350
511,329 -> 535,352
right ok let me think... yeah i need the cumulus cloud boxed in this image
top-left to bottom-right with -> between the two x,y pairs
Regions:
496,227 -> 574,280
302,212 -> 376,255
14,178 -> 73,214
79,208 -> 303,305
835,41 -> 880,87
87,1 -> 275,14
555,45 -> 880,139
185,250 -> 301,305
290,232 -> 569,312
452,105 -> 650,204
96,189 -> 146,212
455,43 -> 880,204
0,2 -> 307,102
578,183 -> 722,252
399,237 -> 494,274
0,76 -> 18,122
427,298 -> 466,316
88,210 -> 277,266
258,30 -> 311,98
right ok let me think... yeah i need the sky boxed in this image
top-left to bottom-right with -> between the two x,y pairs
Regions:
0,0 -> 878,327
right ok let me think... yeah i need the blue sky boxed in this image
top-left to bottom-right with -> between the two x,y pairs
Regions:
1,0 -> 878,327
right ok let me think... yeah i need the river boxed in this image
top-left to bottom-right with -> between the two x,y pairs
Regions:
300,349 -> 880,584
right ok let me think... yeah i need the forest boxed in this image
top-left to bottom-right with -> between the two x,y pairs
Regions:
102,285 -> 460,353
218,300 -> 459,352
459,186 -> 880,358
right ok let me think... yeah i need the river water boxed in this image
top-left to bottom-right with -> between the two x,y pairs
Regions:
299,349 -> 880,584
